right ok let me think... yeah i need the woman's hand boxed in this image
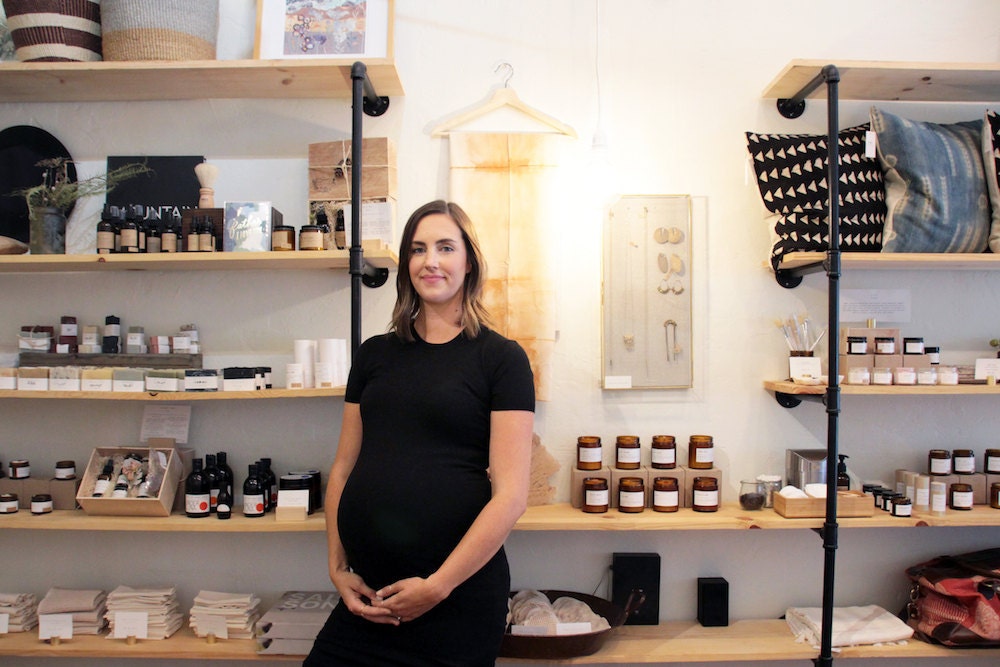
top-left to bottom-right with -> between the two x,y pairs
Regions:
332,569 -> 401,625
371,576 -> 450,623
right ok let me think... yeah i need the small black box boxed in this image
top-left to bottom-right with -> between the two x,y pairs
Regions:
611,552 -> 660,625
697,576 -> 729,627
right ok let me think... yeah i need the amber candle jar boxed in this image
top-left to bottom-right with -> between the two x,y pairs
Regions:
986,449 -> 1000,475
650,435 -> 676,469
952,449 -> 975,475
692,476 -> 719,512
582,478 -> 609,513
928,449 -> 951,476
990,482 -> 1000,510
652,477 -> 679,512
949,483 -> 973,510
618,477 -> 645,513
615,435 -> 641,470
576,436 -> 603,471
687,435 -> 714,469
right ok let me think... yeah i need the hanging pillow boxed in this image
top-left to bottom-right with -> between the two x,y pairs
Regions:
746,124 -> 885,271
101,0 -> 218,61
981,110 -> 1000,254
871,107 -> 989,254
3,0 -> 102,62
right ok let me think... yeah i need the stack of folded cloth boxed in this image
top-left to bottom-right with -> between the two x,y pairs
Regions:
785,605 -> 914,647
189,590 -> 262,639
0,593 -> 38,632
104,585 -> 183,640
37,588 -> 108,635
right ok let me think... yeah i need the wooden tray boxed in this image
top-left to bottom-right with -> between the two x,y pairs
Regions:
774,490 -> 874,518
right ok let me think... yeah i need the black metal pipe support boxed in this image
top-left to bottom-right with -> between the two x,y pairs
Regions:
815,63 -> 841,667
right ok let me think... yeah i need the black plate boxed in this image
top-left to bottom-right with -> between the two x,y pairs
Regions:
0,125 -> 76,244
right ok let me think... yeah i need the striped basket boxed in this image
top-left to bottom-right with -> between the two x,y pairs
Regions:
101,0 -> 218,61
3,0 -> 102,62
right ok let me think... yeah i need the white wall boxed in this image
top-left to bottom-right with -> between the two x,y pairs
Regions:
3,1 -> 1000,665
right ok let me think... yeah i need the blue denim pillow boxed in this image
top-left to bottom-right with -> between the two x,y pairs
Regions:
872,107 -> 990,253
983,110 -> 1000,253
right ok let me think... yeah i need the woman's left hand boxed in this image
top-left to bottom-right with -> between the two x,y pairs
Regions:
372,576 -> 450,623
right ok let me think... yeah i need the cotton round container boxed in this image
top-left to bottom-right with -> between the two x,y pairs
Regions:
100,0 -> 218,60
499,590 -> 638,659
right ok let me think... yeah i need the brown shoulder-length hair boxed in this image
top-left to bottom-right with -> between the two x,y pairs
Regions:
389,200 -> 493,342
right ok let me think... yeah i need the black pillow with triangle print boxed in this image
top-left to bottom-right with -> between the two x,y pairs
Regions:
746,124 -> 885,271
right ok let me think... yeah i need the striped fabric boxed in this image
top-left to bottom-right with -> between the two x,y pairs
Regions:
5,0 -> 102,62
101,0 -> 218,61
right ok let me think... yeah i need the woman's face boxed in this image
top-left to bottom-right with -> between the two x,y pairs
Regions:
408,212 -> 471,309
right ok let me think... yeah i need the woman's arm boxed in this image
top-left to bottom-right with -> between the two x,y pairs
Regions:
324,402 -> 398,624
372,408 -> 534,621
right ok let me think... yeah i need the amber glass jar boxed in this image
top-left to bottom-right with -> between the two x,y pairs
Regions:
652,477 -> 679,512
687,435 -> 714,469
949,483 -> 973,510
928,449 -> 951,476
891,496 -> 912,517
615,435 -> 641,470
990,482 -> 1000,510
650,435 -> 676,469
576,436 -> 603,471
582,478 -> 609,513
692,476 -> 719,512
618,477 -> 645,513
986,449 -> 1000,475
271,225 -> 295,251
953,449 -> 975,475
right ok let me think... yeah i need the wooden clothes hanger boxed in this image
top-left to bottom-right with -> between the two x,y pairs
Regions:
431,63 -> 577,138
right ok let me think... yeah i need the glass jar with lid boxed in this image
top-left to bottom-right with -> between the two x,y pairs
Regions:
953,449 -> 976,475
652,477 -> 679,512
582,478 -> 609,513
687,435 -> 714,469
928,449 -> 951,476
692,476 -> 719,512
615,435 -> 641,470
576,436 -> 602,471
949,483 -> 973,510
617,477 -> 645,513
650,435 -> 676,469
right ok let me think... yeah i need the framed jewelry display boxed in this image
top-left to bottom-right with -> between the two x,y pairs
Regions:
602,195 -> 693,390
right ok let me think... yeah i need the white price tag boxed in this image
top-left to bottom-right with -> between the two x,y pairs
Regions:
0,612 -> 9,634
199,614 -> 229,639
113,611 -> 149,639
38,613 -> 74,640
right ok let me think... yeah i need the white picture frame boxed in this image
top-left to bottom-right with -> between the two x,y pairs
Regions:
255,0 -> 392,60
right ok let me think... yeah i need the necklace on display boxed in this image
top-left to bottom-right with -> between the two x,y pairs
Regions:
664,319 -> 681,362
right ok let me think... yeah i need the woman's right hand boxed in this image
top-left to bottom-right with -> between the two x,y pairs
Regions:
331,569 -> 401,625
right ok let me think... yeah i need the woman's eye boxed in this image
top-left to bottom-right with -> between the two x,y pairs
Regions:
411,246 -> 425,255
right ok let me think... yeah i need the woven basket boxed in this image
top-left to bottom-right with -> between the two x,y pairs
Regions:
3,0 -> 102,62
101,0 -> 218,61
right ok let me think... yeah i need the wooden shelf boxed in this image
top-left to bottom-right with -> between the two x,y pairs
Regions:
765,379 -> 1000,397
0,249 -> 398,274
1,617 -> 995,663
0,58 -> 403,103
0,626 -> 291,661
0,387 -> 345,401
497,620 -> 1000,664
0,509 -> 328,532
762,59 -> 1000,103
777,251 -> 1000,272
8,503 -> 999,534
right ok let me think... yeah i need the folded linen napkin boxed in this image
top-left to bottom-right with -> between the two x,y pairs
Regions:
38,588 -> 107,614
785,605 -> 914,647
193,590 -> 259,608
0,592 -> 35,607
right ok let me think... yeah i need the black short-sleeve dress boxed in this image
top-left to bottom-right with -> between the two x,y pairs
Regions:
304,328 -> 535,667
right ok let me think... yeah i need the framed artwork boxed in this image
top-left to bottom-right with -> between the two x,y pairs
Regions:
255,0 -> 392,59
602,195 -> 693,390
